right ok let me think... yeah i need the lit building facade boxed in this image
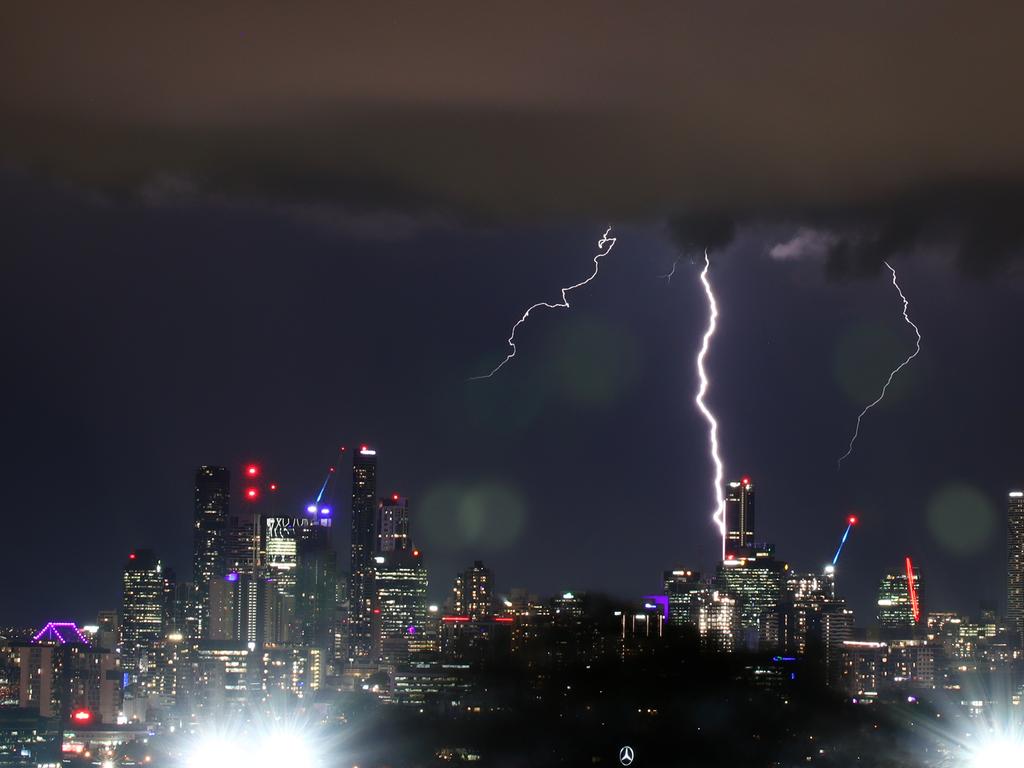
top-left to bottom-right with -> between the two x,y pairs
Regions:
451,561 -> 493,620
877,561 -> 923,630
1008,490 -> 1024,644
120,549 -> 166,683
716,547 -> 788,637
377,494 -> 410,553
373,548 -> 429,664
349,446 -> 378,661
724,477 -> 755,552
193,466 -> 230,638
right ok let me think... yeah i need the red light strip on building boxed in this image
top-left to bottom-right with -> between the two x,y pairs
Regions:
905,556 -> 920,624
442,616 -> 470,623
493,617 -> 514,623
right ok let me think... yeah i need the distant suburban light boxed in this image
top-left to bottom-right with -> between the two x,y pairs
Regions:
245,487 -> 259,500
246,464 -> 259,477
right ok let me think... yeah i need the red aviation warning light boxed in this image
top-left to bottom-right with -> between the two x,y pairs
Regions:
245,464 -> 259,478
245,487 -> 259,500
848,515 -> 858,526
905,556 -> 921,624
741,476 -> 752,487
269,483 -> 278,492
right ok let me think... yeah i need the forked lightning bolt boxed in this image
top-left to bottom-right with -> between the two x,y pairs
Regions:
837,261 -> 922,468
469,227 -> 617,380
659,259 -> 680,284
695,251 -> 727,558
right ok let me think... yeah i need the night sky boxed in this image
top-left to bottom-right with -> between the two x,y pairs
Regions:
2,3 -> 1024,628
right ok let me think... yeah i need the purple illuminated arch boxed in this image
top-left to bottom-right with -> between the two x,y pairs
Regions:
33,622 -> 89,645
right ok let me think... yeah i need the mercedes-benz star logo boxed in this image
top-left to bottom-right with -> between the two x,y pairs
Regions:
619,745 -> 635,766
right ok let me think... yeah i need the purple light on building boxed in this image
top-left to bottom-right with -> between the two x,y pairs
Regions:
225,572 -> 240,583
33,622 -> 89,645
406,625 -> 417,634
642,595 -> 669,620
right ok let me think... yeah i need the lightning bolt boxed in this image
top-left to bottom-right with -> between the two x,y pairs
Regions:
469,227 -> 617,380
659,259 -> 680,284
837,261 -> 922,468
695,250 -> 726,558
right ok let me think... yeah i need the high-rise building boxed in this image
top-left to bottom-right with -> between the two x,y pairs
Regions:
724,477 -> 755,552
877,560 -> 923,630
193,466 -> 230,638
663,569 -> 702,628
452,561 -> 494,620
373,548 -> 429,665
378,494 -> 410,553
120,549 -> 166,682
716,546 -> 787,640
1008,490 -> 1024,644
19,626 -> 121,724
348,446 -> 378,661
296,525 -> 338,650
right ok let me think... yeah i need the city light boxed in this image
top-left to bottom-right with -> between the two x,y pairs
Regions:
968,735 -> 1024,767
246,464 -> 259,477
185,728 -> 322,768
246,487 -> 259,500
70,708 -> 92,723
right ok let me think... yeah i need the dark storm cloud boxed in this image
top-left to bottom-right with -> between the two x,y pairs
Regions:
667,213 -> 737,255
4,2 -> 1024,269
766,185 -> 1024,278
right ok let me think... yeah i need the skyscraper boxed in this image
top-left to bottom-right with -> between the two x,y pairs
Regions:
876,560 -> 923,630
296,524 -> 338,650
378,494 -> 410,553
1008,490 -> 1024,645
193,466 -> 230,638
716,546 -> 787,642
663,569 -> 702,628
451,561 -> 494,620
724,477 -> 755,553
348,446 -> 378,661
373,548 -> 429,665
120,549 -> 166,680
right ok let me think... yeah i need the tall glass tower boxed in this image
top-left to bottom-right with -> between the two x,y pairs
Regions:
348,446 -> 378,661
1008,490 -> 1024,644
724,477 -> 755,553
193,465 -> 230,638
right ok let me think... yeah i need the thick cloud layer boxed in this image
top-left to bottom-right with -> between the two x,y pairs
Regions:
4,2 -> 1024,271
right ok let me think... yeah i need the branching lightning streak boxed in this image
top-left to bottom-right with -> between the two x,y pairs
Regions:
837,261 -> 922,468
469,227 -> 617,380
695,250 -> 726,558
659,259 -> 680,283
